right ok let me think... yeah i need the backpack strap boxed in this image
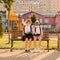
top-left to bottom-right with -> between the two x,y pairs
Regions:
40,27 -> 41,35
30,25 -> 32,32
35,27 -> 36,32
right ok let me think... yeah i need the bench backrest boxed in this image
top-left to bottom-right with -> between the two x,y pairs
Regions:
42,28 -> 49,40
11,30 -> 23,40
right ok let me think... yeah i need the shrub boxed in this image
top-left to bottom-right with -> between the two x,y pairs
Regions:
0,14 -> 4,37
30,14 -> 36,24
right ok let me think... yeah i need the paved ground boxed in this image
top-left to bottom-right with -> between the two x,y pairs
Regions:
41,51 -> 60,60
0,49 -> 60,60
1,34 -> 60,60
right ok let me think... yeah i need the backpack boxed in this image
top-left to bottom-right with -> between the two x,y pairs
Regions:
22,25 -> 32,41
35,26 -> 41,35
23,25 -> 32,33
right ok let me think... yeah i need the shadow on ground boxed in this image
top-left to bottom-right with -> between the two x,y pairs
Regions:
41,51 -> 60,60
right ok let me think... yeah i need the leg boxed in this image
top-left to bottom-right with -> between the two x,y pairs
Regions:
27,38 -> 32,52
47,40 -> 49,52
38,36 -> 41,49
37,36 -> 41,52
25,38 -> 28,49
34,36 -> 37,49
28,38 -> 32,49
25,38 -> 29,52
10,40 -> 13,52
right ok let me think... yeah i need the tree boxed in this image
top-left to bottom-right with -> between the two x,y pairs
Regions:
0,0 -> 2,3
30,14 -> 36,24
0,14 -> 4,37
2,0 -> 16,43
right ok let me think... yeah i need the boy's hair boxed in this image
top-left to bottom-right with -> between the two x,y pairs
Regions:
25,19 -> 32,25
26,20 -> 31,23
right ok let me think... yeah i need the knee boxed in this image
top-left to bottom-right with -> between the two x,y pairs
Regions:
25,38 -> 28,41
29,38 -> 32,41
34,39 -> 36,41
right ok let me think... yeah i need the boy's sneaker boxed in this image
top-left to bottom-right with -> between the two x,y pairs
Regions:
25,49 -> 30,53
28,49 -> 30,52
25,49 -> 28,52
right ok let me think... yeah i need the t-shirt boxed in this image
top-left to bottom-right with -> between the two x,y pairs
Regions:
24,25 -> 31,34
35,26 -> 41,34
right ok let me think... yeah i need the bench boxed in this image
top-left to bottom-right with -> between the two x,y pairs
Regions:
41,28 -> 49,52
57,34 -> 60,51
10,30 -> 23,52
10,29 -> 49,52
41,37 -> 49,52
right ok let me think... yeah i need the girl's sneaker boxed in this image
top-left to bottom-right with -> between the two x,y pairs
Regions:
33,48 -> 37,53
37,48 -> 41,52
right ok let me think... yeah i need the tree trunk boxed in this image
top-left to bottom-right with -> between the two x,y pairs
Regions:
7,10 -> 10,43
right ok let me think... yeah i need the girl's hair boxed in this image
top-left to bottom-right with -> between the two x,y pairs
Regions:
35,21 -> 39,25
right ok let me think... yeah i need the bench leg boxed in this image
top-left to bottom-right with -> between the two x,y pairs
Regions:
47,40 -> 49,52
10,40 -> 13,52
58,37 -> 60,50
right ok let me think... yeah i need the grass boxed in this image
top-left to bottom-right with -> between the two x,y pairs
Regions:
0,34 -> 58,50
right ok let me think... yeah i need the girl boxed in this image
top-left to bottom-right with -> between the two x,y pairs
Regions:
23,19 -> 33,52
33,20 -> 43,52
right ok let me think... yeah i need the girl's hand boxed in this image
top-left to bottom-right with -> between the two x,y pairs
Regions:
32,31 -> 35,35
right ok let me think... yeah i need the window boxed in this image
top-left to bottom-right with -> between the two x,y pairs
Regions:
40,18 -> 42,23
22,19 -> 24,23
12,22 -> 18,30
45,18 -> 48,23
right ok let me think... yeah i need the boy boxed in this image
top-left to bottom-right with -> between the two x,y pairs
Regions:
23,19 -> 33,52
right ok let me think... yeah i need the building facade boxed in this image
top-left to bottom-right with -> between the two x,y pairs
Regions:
12,0 -> 60,14
0,0 -> 60,31
0,0 -> 60,14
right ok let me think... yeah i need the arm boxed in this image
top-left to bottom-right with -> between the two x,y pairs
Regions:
31,25 -> 35,35
22,25 -> 25,35
41,28 -> 43,37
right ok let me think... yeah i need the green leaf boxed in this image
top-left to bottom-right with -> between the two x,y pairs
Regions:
2,0 -> 16,11
31,14 -> 37,24
0,14 -> 4,37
